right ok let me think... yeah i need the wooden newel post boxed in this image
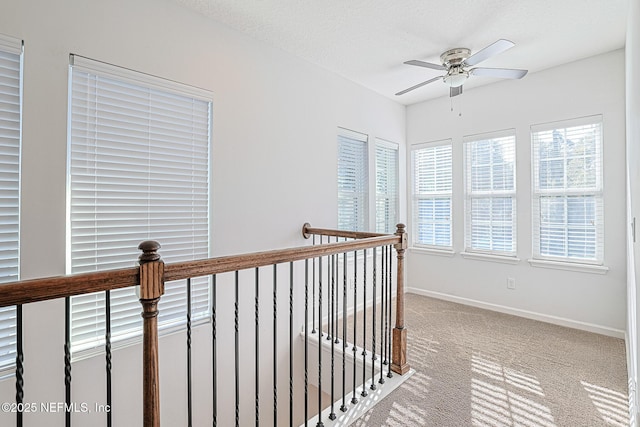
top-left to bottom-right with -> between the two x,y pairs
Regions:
391,224 -> 410,375
138,241 -> 165,427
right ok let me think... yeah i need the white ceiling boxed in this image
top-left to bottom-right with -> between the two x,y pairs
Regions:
174,0 -> 629,105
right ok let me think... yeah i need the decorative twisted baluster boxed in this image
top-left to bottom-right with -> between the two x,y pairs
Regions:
289,262 -> 294,427
387,245 -> 394,379
212,275 -> 218,426
329,255 -> 336,421
304,259 -> 309,427
379,246 -> 386,386
273,265 -> 278,427
186,278 -> 193,427
316,257 -> 324,427
15,304 -> 23,427
361,250 -> 367,398
351,251 -> 358,406
370,247 -> 377,391
340,252 -> 347,413
105,290 -> 113,427
64,296 -> 72,427
235,271 -> 240,427
255,268 -> 260,427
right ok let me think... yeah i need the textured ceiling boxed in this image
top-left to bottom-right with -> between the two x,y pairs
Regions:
174,0 -> 629,105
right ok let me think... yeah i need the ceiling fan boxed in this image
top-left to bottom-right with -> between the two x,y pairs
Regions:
396,39 -> 528,97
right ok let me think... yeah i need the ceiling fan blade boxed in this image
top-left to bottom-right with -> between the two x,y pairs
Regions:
395,76 -> 443,96
404,60 -> 446,71
450,86 -> 463,97
470,67 -> 528,79
465,39 -> 515,66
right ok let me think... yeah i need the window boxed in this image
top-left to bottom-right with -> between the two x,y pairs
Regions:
337,128 -> 368,232
68,56 -> 212,354
0,34 -> 22,372
411,140 -> 452,248
531,116 -> 603,263
375,139 -> 398,233
464,131 -> 516,255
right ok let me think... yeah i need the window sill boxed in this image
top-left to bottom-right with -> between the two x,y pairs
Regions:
409,247 -> 455,257
460,251 -> 520,265
527,258 -> 609,274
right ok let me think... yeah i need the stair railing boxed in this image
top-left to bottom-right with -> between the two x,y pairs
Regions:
0,223 -> 409,427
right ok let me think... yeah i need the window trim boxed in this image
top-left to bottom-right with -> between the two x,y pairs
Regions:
375,138 -> 399,234
66,55 -> 213,358
0,33 -> 23,375
411,139 -> 453,250
337,127 -> 369,232
531,115 -> 604,265
463,129 -> 517,257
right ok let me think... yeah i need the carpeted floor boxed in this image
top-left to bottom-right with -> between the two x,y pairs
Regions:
352,293 -> 628,427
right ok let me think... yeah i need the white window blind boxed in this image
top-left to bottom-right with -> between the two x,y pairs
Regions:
464,130 -> 516,255
531,116 -> 603,263
0,34 -> 22,372
68,56 -> 211,355
375,139 -> 398,233
338,128 -> 368,232
411,141 -> 452,248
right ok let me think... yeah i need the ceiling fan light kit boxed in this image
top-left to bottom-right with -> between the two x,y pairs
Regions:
396,39 -> 528,98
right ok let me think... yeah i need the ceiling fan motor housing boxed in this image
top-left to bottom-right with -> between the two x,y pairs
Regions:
440,48 -> 471,67
441,48 -> 471,87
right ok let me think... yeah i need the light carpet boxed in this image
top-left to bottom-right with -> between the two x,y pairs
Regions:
352,293 -> 628,427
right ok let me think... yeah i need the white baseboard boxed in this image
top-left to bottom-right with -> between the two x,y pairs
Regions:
406,287 -> 625,339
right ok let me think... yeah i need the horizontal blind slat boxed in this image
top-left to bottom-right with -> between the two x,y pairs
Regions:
69,60 -> 211,355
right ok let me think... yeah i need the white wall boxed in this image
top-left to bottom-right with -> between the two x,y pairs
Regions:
0,0 -> 406,426
626,0 -> 640,422
406,50 -> 627,335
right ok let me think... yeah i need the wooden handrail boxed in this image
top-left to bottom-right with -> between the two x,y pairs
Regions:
302,223 -> 389,240
0,267 -> 139,308
0,223 -> 410,427
0,231 -> 399,309
165,234 -> 400,282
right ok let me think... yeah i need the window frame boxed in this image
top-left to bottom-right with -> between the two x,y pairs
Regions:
463,129 -> 517,257
411,139 -> 453,250
0,33 -> 23,375
66,55 -> 213,358
375,138 -> 399,234
531,115 -> 604,265
337,127 -> 369,232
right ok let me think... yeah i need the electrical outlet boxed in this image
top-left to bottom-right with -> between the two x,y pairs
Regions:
507,277 -> 516,290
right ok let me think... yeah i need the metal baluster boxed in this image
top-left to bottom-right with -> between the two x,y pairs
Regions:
304,259 -> 309,427
211,274 -> 218,427
105,290 -> 113,427
273,265 -> 278,427
327,249 -> 331,342
370,248 -> 377,391
255,268 -> 260,427
316,257 -> 324,427
64,296 -> 71,427
312,235 -> 316,334
340,251 -> 347,413
361,250 -> 368,398
235,272 -> 240,427
379,246 -> 386,386
351,251 -> 358,406
334,238 -> 339,345
187,279 -> 193,427
387,248 -> 393,379
329,255 -> 336,421
212,275 -> 217,426
289,262 -> 294,427
15,304 -> 23,427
